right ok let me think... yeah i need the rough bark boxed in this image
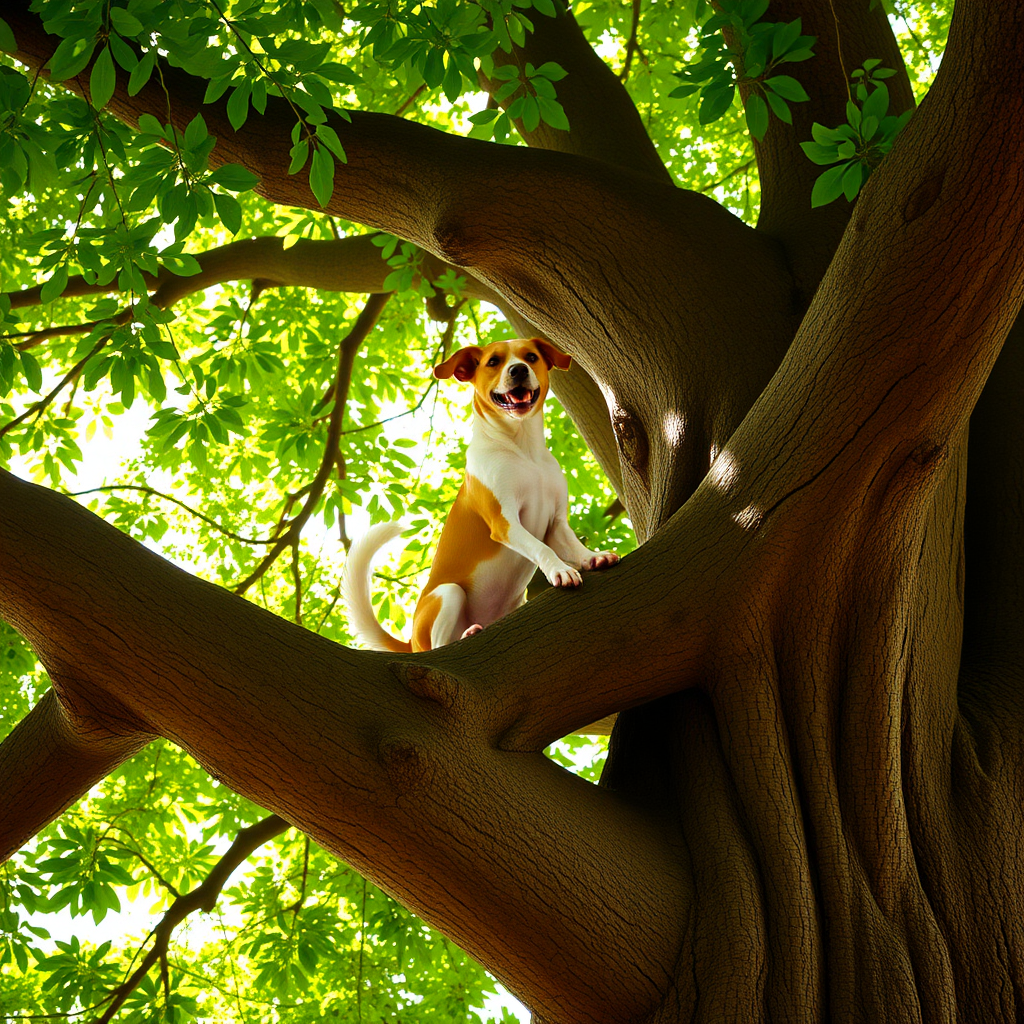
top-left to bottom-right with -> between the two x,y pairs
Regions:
2,0 -> 1024,1021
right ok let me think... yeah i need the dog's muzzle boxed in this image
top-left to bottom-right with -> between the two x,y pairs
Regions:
491,386 -> 540,413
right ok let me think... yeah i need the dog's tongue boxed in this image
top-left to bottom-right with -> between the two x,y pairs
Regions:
507,387 -> 533,406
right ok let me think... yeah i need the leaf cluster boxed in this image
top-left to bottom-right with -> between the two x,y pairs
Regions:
669,0 -> 814,141
800,61 -> 914,206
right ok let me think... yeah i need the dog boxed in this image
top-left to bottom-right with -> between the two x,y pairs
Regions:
341,337 -> 619,653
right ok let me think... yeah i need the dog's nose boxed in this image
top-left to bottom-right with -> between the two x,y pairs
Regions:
509,362 -> 529,382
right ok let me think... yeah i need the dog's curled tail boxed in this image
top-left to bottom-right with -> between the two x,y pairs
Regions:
341,521 -> 413,653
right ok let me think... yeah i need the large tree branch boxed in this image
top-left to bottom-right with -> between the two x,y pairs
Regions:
5,234 -> 502,319
0,689 -> 151,861
0,468 -> 703,1022
5,3 -> 780,362
716,0 -> 1024,539
5,0 -> 793,538
484,2 -> 674,185
751,0 -> 916,301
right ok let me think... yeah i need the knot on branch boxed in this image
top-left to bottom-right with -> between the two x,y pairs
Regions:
390,661 -> 461,712
906,440 -> 950,480
377,737 -> 432,794
612,406 -> 649,485
903,170 -> 946,224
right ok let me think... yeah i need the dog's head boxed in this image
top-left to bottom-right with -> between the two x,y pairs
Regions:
433,339 -> 571,422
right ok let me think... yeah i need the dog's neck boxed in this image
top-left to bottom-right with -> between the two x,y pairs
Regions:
471,397 -> 549,459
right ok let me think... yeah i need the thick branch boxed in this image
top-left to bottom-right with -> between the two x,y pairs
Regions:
0,468 -> 702,1021
0,689 -> 150,862
485,3 -> 674,185
4,1 -> 773,365
751,0 -> 916,300
6,234 -> 502,315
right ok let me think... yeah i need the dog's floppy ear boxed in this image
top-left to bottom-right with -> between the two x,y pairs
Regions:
434,347 -> 482,382
533,339 -> 572,371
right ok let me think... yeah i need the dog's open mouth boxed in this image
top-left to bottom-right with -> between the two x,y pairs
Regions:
491,387 -> 539,413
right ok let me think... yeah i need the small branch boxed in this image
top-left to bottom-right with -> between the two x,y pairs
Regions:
2,319 -> 104,350
619,0 -> 644,81
233,293 -> 391,595
0,335 -> 109,441
291,543 -> 303,626
93,814 -> 291,1024
68,484 -> 276,546
393,83 -> 427,117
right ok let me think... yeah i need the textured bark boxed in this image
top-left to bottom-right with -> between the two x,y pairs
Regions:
3,1 -> 1024,1021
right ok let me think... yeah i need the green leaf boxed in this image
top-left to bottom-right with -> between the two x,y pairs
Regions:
532,61 -> 567,82
764,74 -> 808,103
763,88 -> 792,124
137,113 -> 164,138
183,113 -> 208,151
442,59 -> 462,103
468,107 -> 501,125
214,191 -> 242,234
698,82 -> 735,125
89,44 -> 116,109
810,163 -> 850,207
745,92 -> 769,140
288,139 -> 310,175
842,161 -> 865,202
520,94 -> 541,133
315,123 -> 347,162
48,36 -> 97,81
20,350 -> 42,392
40,264 -> 69,304
109,8 -> 144,36
309,146 -> 335,207
861,82 -> 889,123
536,96 -> 569,131
107,32 -> 138,72
0,17 -> 18,53
800,140 -> 839,165
207,164 -> 259,192
771,19 -> 803,59
227,83 -> 251,132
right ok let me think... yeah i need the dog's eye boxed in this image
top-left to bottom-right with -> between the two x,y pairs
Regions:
487,356 -> 501,366
525,352 -> 538,363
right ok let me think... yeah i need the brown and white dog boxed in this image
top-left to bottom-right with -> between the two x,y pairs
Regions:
342,337 -> 619,653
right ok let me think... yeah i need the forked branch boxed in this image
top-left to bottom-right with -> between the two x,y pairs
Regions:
94,814 -> 290,1023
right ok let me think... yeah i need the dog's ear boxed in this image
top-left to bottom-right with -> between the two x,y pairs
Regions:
434,347 -> 482,382
533,339 -> 572,371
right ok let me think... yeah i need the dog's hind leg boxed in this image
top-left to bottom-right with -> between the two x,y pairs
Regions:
413,583 -> 472,650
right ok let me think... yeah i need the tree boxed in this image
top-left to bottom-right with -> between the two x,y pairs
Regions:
1,0 -> 1022,1019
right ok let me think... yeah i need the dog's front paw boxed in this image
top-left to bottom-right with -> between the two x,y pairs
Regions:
461,623 -> 484,639
581,552 -> 619,571
548,565 -> 583,588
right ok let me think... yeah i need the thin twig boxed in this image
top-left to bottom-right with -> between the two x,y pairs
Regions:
393,83 -> 427,116
67,484 -> 277,545
620,0 -> 643,80
233,293 -> 391,595
0,335 -> 109,440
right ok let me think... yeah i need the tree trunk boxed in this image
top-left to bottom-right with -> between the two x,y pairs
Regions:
3,0 -> 1024,1021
